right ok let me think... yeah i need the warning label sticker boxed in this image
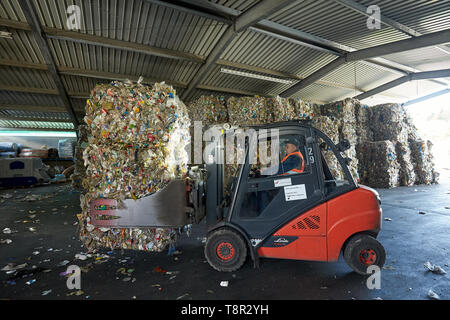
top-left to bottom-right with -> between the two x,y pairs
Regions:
284,184 -> 307,201
274,178 -> 292,188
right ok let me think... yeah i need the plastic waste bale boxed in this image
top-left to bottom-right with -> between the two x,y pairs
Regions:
365,141 -> 400,188
312,116 -> 343,179
226,96 -> 273,126
369,103 -> 409,143
288,98 -> 317,120
356,143 -> 371,185
355,103 -> 373,144
187,95 -> 228,125
409,140 -> 439,185
396,141 -> 416,186
72,125 -> 89,192
79,80 -> 190,252
267,96 -> 296,122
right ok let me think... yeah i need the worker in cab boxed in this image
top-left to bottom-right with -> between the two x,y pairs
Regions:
277,138 -> 305,175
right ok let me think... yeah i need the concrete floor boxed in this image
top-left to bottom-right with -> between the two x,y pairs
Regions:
0,180 -> 449,300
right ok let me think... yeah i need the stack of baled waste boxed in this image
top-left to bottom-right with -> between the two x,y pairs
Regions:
319,99 -> 360,181
226,96 -> 274,126
79,80 -> 190,252
186,95 -> 228,126
369,104 -> 416,187
359,140 -> 400,188
288,98 -> 318,120
72,125 -> 89,192
186,94 -> 437,189
409,140 -> 438,185
267,96 -> 297,122
312,115 -> 342,179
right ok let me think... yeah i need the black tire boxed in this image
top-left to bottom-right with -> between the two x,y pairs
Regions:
205,228 -> 247,272
343,234 -> 386,275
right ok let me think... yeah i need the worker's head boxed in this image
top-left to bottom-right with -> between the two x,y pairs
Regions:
284,138 -> 299,154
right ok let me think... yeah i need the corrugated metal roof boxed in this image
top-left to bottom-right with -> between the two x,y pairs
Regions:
220,29 -> 337,77
267,0 -> 411,50
381,46 -> 450,70
0,66 -> 55,89
0,90 -> 64,107
0,0 -> 449,127
33,0 -> 227,57
359,0 -> 450,34
0,29 -> 44,63
207,0 -> 261,12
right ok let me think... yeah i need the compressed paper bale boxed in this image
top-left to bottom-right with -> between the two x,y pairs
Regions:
355,103 -> 373,143
267,96 -> 296,122
312,116 -> 341,144
187,95 -> 228,125
289,98 -> 317,120
79,80 -> 190,252
365,141 -> 400,188
395,141 -> 416,186
369,104 -> 409,143
343,145 -> 360,182
84,81 -> 189,145
410,140 -> 439,185
226,96 -> 273,126
356,143 -> 371,185
312,116 -> 343,179
72,125 -> 89,192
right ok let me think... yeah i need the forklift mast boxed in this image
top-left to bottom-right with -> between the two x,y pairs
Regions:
204,131 -> 225,226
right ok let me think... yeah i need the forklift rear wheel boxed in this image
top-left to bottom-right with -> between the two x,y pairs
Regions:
343,234 -> 386,275
205,228 -> 247,272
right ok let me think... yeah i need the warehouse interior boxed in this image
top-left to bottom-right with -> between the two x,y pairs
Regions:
1,0 -> 450,302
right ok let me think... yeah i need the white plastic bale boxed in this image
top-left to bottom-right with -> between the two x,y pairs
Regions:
79,80 -> 191,252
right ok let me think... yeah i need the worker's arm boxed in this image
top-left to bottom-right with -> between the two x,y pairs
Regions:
277,154 -> 302,175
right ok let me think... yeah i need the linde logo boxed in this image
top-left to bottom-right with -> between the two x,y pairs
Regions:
274,238 -> 289,244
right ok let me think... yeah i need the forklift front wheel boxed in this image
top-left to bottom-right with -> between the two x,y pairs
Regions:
205,228 -> 247,272
343,234 -> 386,275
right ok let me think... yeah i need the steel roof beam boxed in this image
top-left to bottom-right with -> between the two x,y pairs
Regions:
280,29 -> 450,97
17,0 -> 79,130
0,58 -> 367,93
0,115 -> 73,123
142,0 -> 233,24
403,88 -> 450,106
0,127 -> 76,132
355,69 -> 450,101
181,0 -> 297,101
0,85 -> 89,98
333,0 -> 450,54
0,103 -> 75,113
1,15 -> 445,89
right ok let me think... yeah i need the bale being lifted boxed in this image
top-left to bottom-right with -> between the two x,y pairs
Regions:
79,80 -> 191,252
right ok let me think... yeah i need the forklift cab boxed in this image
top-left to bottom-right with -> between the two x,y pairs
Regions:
205,121 -> 385,274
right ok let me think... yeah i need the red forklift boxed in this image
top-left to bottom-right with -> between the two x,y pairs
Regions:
90,121 -> 385,275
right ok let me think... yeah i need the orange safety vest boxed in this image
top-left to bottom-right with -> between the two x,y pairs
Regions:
281,151 -> 305,175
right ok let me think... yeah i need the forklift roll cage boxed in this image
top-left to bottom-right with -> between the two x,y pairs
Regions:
205,120 -> 368,266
